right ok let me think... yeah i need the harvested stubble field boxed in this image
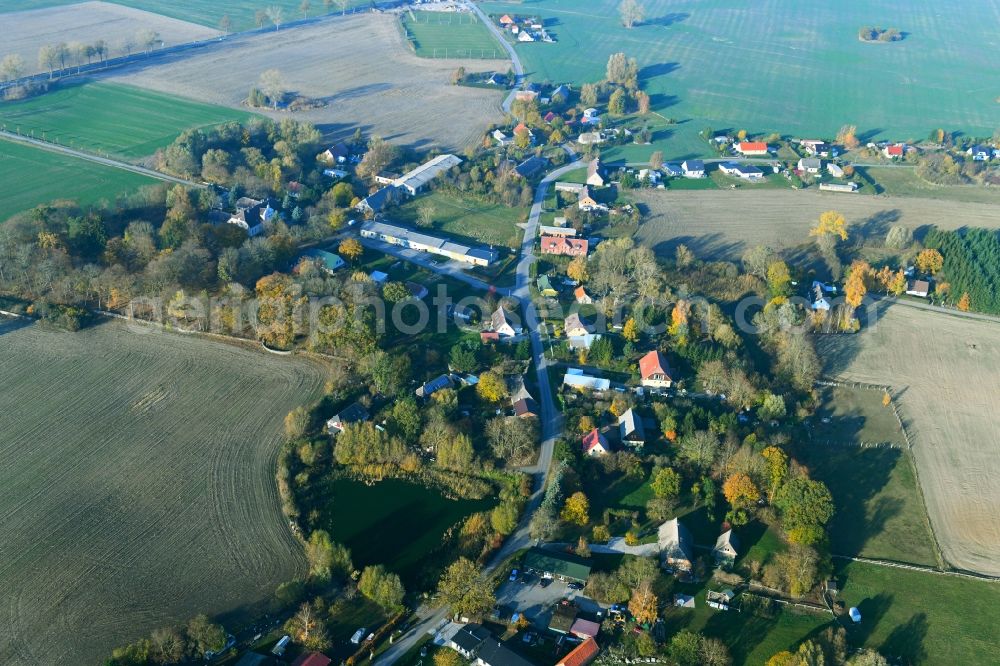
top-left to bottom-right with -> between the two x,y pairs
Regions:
109,14 -> 509,150
2,2 -> 220,76
0,138 -> 157,220
819,303 -> 1000,576
633,189 -> 1000,260
0,320 -> 327,665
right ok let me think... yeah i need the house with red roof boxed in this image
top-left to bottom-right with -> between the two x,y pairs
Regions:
540,235 -> 589,256
556,637 -> 600,666
582,429 -> 610,456
735,141 -> 769,156
574,286 -> 593,304
639,350 -> 672,388
498,14 -> 514,25
544,111 -> 557,124
291,652 -> 332,666
883,143 -> 905,158
513,122 -> 535,145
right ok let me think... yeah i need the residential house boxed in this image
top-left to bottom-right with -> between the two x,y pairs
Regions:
360,221 -> 498,267
498,14 -> 514,26
586,158 -> 605,187
969,145 -> 993,161
447,624 -> 492,659
797,157 -> 822,174
555,182 -> 585,194
291,653 -> 332,666
578,186 -> 606,211
827,162 -> 845,178
513,122 -> 535,145
514,89 -> 539,102
681,159 -> 705,178
536,275 -> 558,297
639,350 -> 672,388
713,529 -> 740,564
540,235 -> 589,256
574,286 -> 593,304
659,518 -> 695,571
819,182 -> 858,193
556,637 -> 599,666
581,107 -> 600,124
492,129 -> 513,146
812,282 -> 831,311
322,168 -> 348,179
577,131 -> 605,145
563,368 -> 611,392
513,397 -> 539,418
539,225 -> 577,237
551,84 -> 571,101
735,141 -> 769,156
582,428 -> 611,456
228,198 -> 276,237
301,249 -> 345,274
417,374 -> 455,398
564,312 -> 590,337
570,619 -> 600,640
355,186 -> 399,215
517,30 -> 535,42
522,547 -> 592,583
719,162 -> 763,181
320,142 -> 349,164
325,402 -> 369,434
515,155 -> 548,179
883,143 -> 905,159
474,640 -> 535,666
638,168 -> 661,185
618,408 -> 646,447
906,279 -> 930,298
490,305 -> 519,337
662,162 -> 683,177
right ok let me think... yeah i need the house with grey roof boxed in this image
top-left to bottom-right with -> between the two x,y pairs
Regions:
658,518 -> 695,571
618,408 -> 645,447
360,221 -> 498,267
713,529 -> 740,564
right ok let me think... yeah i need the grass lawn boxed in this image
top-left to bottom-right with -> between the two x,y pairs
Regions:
1,0 -> 373,30
307,477 -> 496,586
401,10 -> 505,59
325,596 -> 388,662
0,81 -> 251,159
393,190 -> 527,250
482,0 -> 1000,160
836,560 -> 1000,665
1,138 -> 157,221
860,166 -> 1000,204
797,386 -> 939,567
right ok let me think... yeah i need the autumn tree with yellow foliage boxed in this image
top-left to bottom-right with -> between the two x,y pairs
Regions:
628,581 -> 658,624
723,472 -> 761,525
915,248 -> 944,274
561,491 -> 590,525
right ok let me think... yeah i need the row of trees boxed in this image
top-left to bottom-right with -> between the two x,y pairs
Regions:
103,614 -> 226,666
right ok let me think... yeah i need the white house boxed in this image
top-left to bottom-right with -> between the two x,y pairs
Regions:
681,160 -> 705,178
489,306 -> 520,338
638,168 -> 661,184
492,129 -> 513,146
713,529 -> 740,563
719,162 -> 763,181
827,162 -> 845,178
797,157 -> 822,174
563,368 -> 610,392
582,108 -> 600,124
227,198 -> 276,237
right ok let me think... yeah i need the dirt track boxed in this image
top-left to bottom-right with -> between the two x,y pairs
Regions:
109,13 -> 508,150
819,303 -> 1000,576
635,189 -> 1000,260
3,1 -> 220,76
0,320 -> 326,665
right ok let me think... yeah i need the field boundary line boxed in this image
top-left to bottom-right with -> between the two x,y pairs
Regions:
816,378 -> 947,570
0,131 -> 203,188
832,554 -> 1000,582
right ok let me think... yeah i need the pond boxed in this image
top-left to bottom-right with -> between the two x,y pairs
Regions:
313,477 -> 497,585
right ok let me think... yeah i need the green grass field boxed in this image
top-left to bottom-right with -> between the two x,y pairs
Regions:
798,386 -> 939,567
0,139 -> 157,221
309,477 -> 496,585
483,0 -> 1000,160
394,190 -> 527,249
401,10 -> 505,59
836,560 -> 1000,665
1,0 -> 372,30
0,81 -> 250,159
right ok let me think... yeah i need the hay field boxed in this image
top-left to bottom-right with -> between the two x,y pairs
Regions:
2,1 -> 220,76
0,81 -> 252,159
0,320 -> 326,665
634,189 -> 1000,260
1,138 -> 157,221
482,0 -> 1000,159
109,13 -> 508,150
818,303 -> 1000,576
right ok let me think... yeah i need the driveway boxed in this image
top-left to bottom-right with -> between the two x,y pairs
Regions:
495,577 -> 604,629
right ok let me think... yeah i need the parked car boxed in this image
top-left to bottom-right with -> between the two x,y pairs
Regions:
540,577 -> 552,588
509,568 -> 519,582
568,581 -> 584,590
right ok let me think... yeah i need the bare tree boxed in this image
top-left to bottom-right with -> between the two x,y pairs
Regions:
136,28 -> 160,54
0,54 -> 26,82
620,0 -> 645,29
417,203 -> 435,228
255,9 -> 268,28
38,45 -> 58,78
119,37 -> 136,57
300,0 -> 311,18
69,42 -> 88,73
266,5 -> 284,31
92,39 -> 108,63
54,42 -> 69,71
336,0 -> 349,15
219,14 -> 232,34
259,68 -> 285,108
